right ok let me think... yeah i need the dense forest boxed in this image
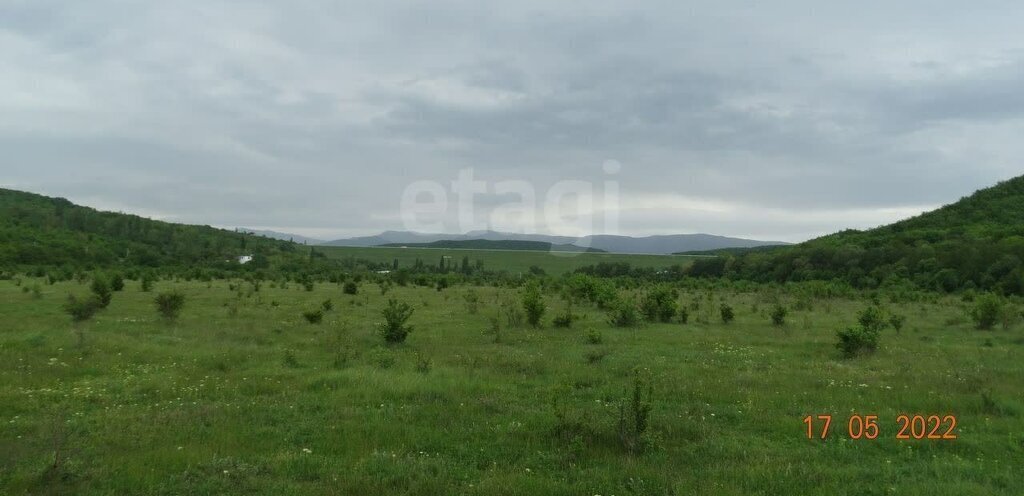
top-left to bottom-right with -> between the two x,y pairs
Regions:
686,175 -> 1024,294
0,188 -> 337,277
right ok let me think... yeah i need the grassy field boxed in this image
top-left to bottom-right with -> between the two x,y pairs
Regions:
318,245 -> 697,275
1,279 -> 1022,495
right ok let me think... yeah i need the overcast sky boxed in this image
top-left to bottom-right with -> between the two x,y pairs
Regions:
3,1 -> 1023,242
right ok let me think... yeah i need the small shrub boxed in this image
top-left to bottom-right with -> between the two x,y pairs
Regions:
321,299 -> 334,312
343,281 -> 358,295
302,279 -> 315,292
857,305 -> 888,333
522,282 -> 546,328
154,291 -> 186,321
379,299 -> 414,344
719,303 -> 735,324
91,277 -> 112,308
30,284 -> 42,299
140,274 -> 155,292
110,273 -> 125,292
972,294 -> 1002,330
770,304 -> 787,326
585,328 -> 603,345
368,348 -> 397,369
640,285 -> 678,323
552,305 -> 576,328
608,298 -> 641,328
593,282 -> 618,310
302,309 -> 324,324
836,325 -> 880,358
585,349 -> 608,364
679,308 -> 689,325
889,314 -> 906,333
64,294 -> 102,322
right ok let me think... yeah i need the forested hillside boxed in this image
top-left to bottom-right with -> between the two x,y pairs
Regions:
0,188 -> 320,275
689,175 -> 1024,294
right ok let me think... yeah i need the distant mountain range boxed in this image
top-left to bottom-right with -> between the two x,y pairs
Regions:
236,228 -> 325,246
320,229 -> 788,254
377,239 -> 607,253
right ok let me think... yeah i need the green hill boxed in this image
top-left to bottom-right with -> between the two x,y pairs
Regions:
377,239 -> 606,252
0,188 -> 316,275
689,175 -> 1024,294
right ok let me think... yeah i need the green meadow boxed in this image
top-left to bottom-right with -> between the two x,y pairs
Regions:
1,273 -> 1021,495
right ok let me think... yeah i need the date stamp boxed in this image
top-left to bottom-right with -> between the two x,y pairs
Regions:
803,414 -> 957,440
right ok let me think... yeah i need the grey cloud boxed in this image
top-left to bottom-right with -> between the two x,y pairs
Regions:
1,1 -> 1023,241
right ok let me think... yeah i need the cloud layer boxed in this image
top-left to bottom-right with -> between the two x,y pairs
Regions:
3,1 -> 1023,241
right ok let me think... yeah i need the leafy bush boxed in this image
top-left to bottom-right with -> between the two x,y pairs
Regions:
64,294 -> 103,322
552,305 -> 576,328
640,285 -> 678,323
720,303 -> 735,324
110,273 -> 125,292
836,325 -> 880,358
343,281 -> 358,295
91,277 -> 112,308
608,298 -> 641,328
303,309 -> 324,324
154,291 -> 185,321
770,304 -> 788,326
140,273 -> 155,292
593,281 -> 619,310
522,282 -> 546,328
972,294 -> 1002,330
321,299 -> 334,312
379,299 -> 414,344
585,328 -> 603,344
857,305 -> 888,333
679,307 -> 689,324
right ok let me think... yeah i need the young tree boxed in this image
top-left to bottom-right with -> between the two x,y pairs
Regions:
91,276 -> 112,308
110,273 -> 125,292
720,303 -> 735,324
770,304 -> 788,326
154,291 -> 185,322
64,294 -> 102,323
522,281 -> 546,328
379,299 -> 414,343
